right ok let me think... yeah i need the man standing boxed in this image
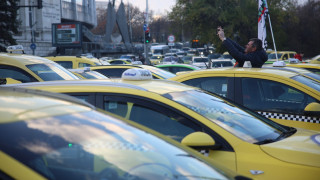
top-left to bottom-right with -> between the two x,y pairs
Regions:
217,26 -> 268,67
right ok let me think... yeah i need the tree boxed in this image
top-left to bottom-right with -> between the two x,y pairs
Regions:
169,0 -> 301,53
0,0 -> 20,52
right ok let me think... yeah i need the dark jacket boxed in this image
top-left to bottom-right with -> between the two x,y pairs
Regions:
222,38 -> 268,68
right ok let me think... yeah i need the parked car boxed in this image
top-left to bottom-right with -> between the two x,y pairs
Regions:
0,51 -> 79,83
7,69 -> 320,180
0,86 -> 239,180
169,67 -> 320,131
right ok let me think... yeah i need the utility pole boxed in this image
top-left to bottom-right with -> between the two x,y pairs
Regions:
29,6 -> 35,55
18,0 -> 43,55
144,0 -> 151,65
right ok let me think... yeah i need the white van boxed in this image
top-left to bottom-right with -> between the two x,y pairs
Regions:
151,45 -> 170,55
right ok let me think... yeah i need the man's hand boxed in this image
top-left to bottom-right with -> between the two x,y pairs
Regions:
217,26 -> 225,41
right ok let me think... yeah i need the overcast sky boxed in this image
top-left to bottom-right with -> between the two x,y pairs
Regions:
96,0 -> 176,15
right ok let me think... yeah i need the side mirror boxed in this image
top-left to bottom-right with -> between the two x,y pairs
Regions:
0,78 -> 22,85
304,102 -> 320,117
181,132 -> 216,149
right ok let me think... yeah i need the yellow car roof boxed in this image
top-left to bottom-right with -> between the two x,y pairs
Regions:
0,87 -> 94,123
5,79 -> 196,95
287,63 -> 320,69
170,67 -> 300,79
0,53 -> 56,66
45,56 -> 98,63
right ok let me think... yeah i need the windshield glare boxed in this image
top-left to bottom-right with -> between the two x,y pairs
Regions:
0,111 -> 228,180
164,90 -> 282,143
143,65 -> 176,79
26,63 -> 79,81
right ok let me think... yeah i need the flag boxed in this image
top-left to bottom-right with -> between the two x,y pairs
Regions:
258,0 -> 268,50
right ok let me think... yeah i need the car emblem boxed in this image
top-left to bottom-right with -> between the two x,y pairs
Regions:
250,170 -> 264,175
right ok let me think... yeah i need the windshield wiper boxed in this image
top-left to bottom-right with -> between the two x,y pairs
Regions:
255,128 -> 297,145
254,138 -> 276,145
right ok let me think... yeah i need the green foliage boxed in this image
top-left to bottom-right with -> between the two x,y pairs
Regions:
0,0 -> 20,52
168,0 -> 319,57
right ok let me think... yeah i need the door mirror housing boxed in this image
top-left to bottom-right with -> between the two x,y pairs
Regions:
304,102 -> 320,117
181,132 -> 216,149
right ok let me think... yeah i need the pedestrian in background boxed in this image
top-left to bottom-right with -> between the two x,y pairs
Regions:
217,26 -> 268,67
294,51 -> 304,61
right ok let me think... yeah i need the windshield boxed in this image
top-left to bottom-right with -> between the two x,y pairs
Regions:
151,56 -> 162,59
78,71 -> 108,79
194,58 -> 208,63
268,53 -> 282,59
142,65 -> 176,79
0,111 -> 229,180
153,49 -> 164,54
164,90 -> 283,143
291,75 -> 320,92
26,63 -> 79,81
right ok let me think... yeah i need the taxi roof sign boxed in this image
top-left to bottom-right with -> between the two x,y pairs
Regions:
122,68 -> 153,80
273,61 -> 286,67
6,45 -> 24,53
289,58 -> 299,64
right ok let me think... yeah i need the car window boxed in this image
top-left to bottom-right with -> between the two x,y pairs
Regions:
0,111 -> 228,180
164,90 -> 283,143
304,68 -> 320,75
289,53 -> 295,58
241,78 -> 319,115
0,65 -> 38,82
79,63 -> 92,67
26,63 -> 79,81
94,68 -> 127,78
102,96 -> 201,142
55,61 -> 73,69
182,77 -> 231,98
291,75 -> 320,92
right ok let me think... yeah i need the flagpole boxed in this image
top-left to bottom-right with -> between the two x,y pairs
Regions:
267,13 -> 278,61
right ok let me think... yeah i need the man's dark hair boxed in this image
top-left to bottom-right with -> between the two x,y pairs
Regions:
250,38 -> 263,51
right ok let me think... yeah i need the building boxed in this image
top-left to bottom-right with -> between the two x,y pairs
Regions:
14,0 -> 97,56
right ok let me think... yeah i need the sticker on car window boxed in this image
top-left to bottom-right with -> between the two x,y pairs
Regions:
109,102 -> 118,109
311,134 -> 320,145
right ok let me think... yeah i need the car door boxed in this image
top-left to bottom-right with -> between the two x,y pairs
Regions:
94,93 -> 237,171
0,65 -> 39,82
235,77 -> 320,130
180,76 -> 235,101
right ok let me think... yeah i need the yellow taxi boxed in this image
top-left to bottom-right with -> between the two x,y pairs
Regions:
45,56 -> 103,69
68,67 -> 108,79
309,54 -> 320,64
0,86 -> 237,180
287,63 -> 320,75
107,59 -> 133,65
149,55 -> 164,65
266,51 -> 296,63
169,67 -> 320,131
6,69 -> 320,179
263,62 -> 320,82
0,52 -> 79,83
90,64 -> 176,79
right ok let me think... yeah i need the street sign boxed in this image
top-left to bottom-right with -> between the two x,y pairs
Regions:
168,35 -> 175,43
168,43 -> 175,46
30,43 -> 36,50
143,24 -> 147,31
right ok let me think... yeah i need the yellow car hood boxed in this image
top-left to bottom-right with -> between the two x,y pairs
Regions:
260,129 -> 320,167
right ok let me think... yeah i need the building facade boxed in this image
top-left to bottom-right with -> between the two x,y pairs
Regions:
14,0 -> 97,56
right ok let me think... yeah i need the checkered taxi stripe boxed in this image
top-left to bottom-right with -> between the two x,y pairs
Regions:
258,111 -> 320,123
83,142 -> 150,152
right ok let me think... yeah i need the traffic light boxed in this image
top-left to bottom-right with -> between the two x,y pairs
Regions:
37,0 -> 43,9
145,30 -> 151,43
